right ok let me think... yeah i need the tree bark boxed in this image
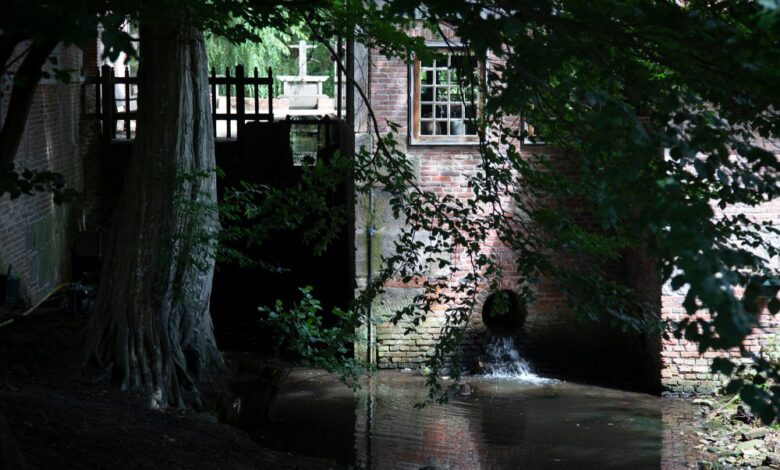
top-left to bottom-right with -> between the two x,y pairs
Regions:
84,15 -> 223,408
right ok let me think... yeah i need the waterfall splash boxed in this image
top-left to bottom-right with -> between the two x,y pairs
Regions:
482,335 -> 551,384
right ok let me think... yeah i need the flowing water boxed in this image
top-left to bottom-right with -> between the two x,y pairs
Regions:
269,368 -> 700,469
481,335 -> 551,384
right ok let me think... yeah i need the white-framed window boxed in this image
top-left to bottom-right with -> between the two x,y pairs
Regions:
410,48 -> 482,145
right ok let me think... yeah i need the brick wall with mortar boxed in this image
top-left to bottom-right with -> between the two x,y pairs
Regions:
661,194 -> 780,394
355,38 -> 499,369
355,29 -> 780,391
0,44 -> 86,304
355,35 -> 660,389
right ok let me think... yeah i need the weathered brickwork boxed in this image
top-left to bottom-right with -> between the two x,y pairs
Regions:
358,32 -> 779,393
357,41 -> 658,387
0,44 -> 85,304
357,47 -> 480,368
661,197 -> 780,394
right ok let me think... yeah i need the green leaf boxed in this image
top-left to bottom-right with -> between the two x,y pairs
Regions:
712,357 -> 735,375
768,297 -> 780,315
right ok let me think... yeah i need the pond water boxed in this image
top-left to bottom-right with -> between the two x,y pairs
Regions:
269,369 -> 700,469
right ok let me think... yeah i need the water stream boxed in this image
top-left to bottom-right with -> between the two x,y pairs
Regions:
482,335 -> 551,384
268,368 -> 700,469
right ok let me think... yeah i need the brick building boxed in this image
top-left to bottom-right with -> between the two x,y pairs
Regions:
660,197 -> 780,393
351,28 -> 780,394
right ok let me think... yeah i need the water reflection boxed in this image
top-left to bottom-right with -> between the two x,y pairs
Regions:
272,370 -> 698,469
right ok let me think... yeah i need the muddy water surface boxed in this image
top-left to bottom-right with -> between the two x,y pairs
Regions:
271,370 -> 700,469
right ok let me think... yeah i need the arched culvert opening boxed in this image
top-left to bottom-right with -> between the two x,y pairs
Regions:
481,290 -> 527,334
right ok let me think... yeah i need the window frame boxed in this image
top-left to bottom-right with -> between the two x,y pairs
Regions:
408,42 -> 484,146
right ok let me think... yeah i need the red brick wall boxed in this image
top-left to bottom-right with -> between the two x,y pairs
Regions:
361,33 -> 778,393
367,48 -> 494,368
0,44 -> 85,304
661,195 -> 780,394
364,44 -> 657,388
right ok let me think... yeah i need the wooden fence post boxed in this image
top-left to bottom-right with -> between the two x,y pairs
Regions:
210,68 -> 217,137
123,66 -> 131,139
94,67 -> 101,120
225,67 -> 232,138
267,67 -> 273,121
100,64 -> 115,146
253,67 -> 259,119
235,65 -> 245,137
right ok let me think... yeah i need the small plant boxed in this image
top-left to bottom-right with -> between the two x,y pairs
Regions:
259,286 -> 370,388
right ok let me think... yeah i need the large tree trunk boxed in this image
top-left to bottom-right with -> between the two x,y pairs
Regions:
84,15 -> 222,408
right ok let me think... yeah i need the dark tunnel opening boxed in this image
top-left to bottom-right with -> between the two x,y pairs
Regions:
481,290 -> 527,334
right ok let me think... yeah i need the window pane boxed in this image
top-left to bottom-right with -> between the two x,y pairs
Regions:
421,70 -> 433,85
450,87 -> 461,102
421,104 -> 433,118
421,86 -> 433,101
421,120 -> 434,135
450,120 -> 466,135
435,105 -> 448,118
434,121 -> 447,135
465,104 -> 476,119
436,87 -> 449,101
466,121 -> 477,135
436,70 -> 449,85
450,105 -> 463,118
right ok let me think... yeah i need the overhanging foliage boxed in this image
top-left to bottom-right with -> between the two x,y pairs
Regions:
2,0 -> 780,417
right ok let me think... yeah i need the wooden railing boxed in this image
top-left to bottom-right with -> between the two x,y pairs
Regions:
83,64 -> 274,143
209,65 -> 274,139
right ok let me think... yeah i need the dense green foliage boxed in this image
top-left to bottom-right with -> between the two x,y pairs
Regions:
206,27 -> 295,97
217,150 -> 353,266
259,286 -> 367,386
207,27 -> 296,75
